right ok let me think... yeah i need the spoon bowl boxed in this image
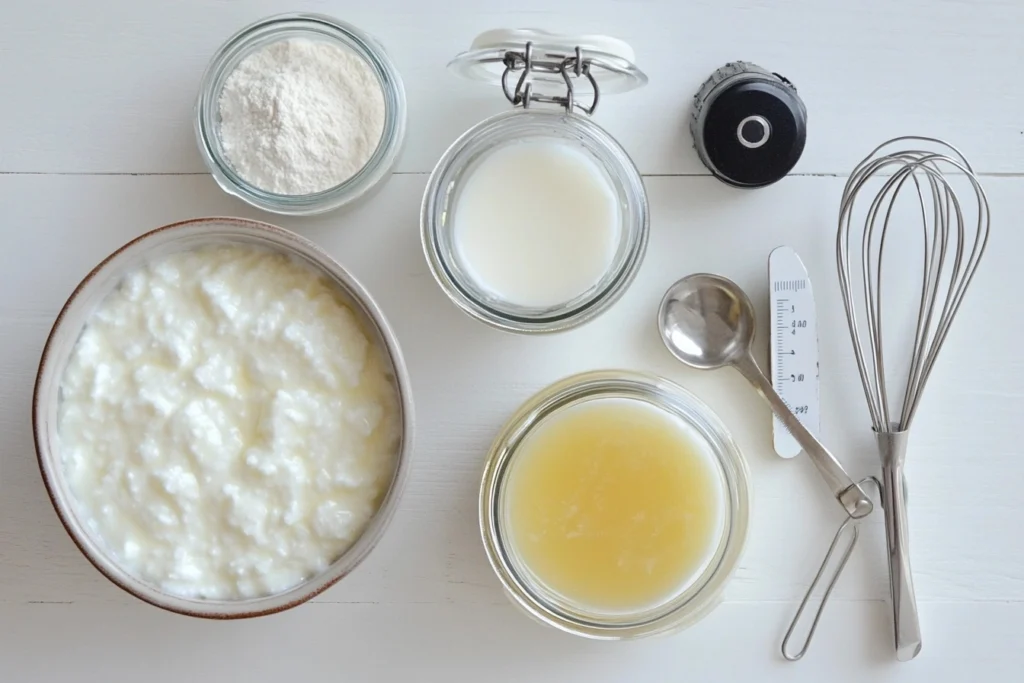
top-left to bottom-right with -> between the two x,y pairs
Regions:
657,273 -> 756,369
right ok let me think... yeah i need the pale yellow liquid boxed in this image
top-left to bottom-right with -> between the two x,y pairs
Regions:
505,398 -> 722,612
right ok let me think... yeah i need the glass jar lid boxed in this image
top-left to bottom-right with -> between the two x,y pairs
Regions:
448,29 -> 647,114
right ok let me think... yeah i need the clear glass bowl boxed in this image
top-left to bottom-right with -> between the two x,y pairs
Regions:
32,217 -> 415,618
421,110 -> 649,333
479,370 -> 750,638
195,14 -> 407,215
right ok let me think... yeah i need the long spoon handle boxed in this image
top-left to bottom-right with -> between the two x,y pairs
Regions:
734,352 -> 873,519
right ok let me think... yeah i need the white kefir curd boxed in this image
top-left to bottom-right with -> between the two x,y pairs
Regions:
56,244 -> 400,600
452,140 -> 621,308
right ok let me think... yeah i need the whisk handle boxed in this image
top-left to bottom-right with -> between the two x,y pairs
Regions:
878,430 -> 923,661
734,353 -> 873,519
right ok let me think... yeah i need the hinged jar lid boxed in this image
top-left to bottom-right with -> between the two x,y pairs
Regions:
448,29 -> 647,114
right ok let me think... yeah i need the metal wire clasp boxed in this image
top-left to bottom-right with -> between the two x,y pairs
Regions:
781,476 -> 882,661
500,42 -> 601,115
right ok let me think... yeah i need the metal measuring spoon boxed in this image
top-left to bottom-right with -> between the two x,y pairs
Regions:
657,273 -> 873,519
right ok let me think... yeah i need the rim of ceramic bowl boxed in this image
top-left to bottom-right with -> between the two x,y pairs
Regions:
479,369 -> 750,638
194,13 -> 407,215
31,216 -> 415,618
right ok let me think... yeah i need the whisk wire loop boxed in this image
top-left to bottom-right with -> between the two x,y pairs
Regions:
837,141 -> 990,431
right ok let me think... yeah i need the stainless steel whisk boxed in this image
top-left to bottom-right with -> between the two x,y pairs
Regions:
836,136 -> 990,661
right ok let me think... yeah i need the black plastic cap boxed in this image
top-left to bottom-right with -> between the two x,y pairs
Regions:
699,74 -> 807,188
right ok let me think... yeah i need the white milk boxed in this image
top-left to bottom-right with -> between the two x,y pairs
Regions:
453,140 -> 621,308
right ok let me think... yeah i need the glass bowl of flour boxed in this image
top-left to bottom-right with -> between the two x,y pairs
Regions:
195,14 -> 407,215
32,218 -> 414,617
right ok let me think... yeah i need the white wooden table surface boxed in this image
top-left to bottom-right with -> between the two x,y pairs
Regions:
2,1 -> 1022,680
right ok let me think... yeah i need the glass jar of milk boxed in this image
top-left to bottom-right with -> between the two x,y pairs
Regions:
421,30 -> 650,333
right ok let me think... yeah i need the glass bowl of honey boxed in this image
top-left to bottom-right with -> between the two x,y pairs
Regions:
479,370 -> 750,638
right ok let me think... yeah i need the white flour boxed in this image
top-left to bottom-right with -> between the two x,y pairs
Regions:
218,38 -> 386,195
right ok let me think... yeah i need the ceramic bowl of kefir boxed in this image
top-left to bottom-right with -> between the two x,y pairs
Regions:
32,217 -> 413,618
